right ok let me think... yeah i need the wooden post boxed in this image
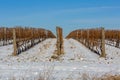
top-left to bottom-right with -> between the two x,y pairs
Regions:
87,30 -> 89,47
45,30 -> 48,38
56,27 -> 63,55
116,40 -> 119,48
100,27 -> 106,57
3,28 -> 7,45
18,28 -> 21,42
76,30 -> 78,41
31,28 -> 34,46
60,28 -> 64,54
56,27 -> 60,55
13,29 -> 17,56
115,31 -> 119,48
80,30 -> 83,43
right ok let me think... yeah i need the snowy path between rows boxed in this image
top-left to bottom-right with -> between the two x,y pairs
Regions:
62,39 -> 99,62
0,38 -> 120,80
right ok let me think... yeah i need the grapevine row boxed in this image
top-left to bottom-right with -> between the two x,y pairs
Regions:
0,27 -> 56,55
66,28 -> 120,57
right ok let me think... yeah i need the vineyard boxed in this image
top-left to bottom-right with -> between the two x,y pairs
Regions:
0,27 -> 55,55
66,27 -> 120,57
0,27 -> 120,80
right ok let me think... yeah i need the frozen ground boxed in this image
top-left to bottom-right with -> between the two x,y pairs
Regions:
0,39 -> 56,63
61,39 -> 99,62
0,38 -> 120,80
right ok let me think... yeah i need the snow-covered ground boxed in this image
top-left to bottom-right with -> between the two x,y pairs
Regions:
62,39 -> 99,62
0,38 -> 120,80
0,38 -> 56,63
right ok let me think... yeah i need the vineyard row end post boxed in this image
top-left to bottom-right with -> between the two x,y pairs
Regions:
13,29 -> 17,56
56,27 -> 63,55
100,27 -> 106,58
115,31 -> 119,48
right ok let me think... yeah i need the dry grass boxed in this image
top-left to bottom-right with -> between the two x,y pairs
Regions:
0,69 -> 120,80
93,74 -> 120,80
0,74 -> 120,80
37,64 -> 54,80
64,73 -> 120,80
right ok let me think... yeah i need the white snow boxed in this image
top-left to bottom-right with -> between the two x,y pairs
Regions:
0,38 -> 56,63
62,39 -> 99,62
0,45 -> 13,57
0,38 -> 120,80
